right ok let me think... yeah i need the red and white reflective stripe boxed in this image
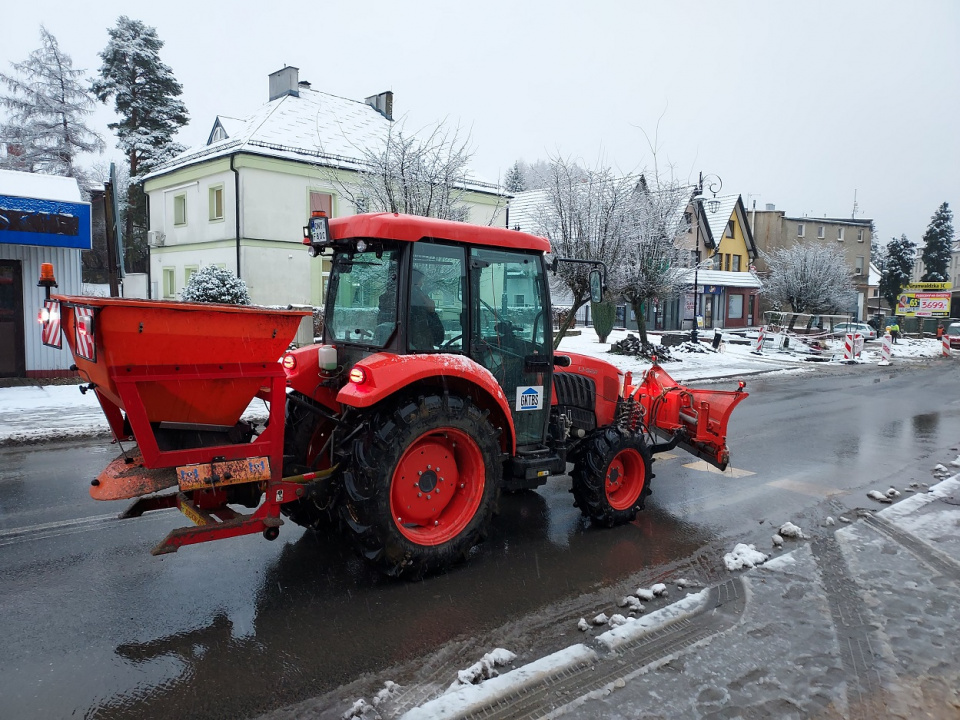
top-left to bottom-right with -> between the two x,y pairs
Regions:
74,306 -> 96,361
40,300 -> 62,348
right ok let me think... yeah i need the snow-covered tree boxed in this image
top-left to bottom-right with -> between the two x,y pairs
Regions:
919,202 -> 954,282
329,119 -> 474,221
609,176 -> 691,348
533,156 -> 634,347
181,265 -> 251,305
93,16 -> 188,272
504,161 -> 526,193
879,234 -> 916,309
761,243 -> 857,317
0,26 -> 104,189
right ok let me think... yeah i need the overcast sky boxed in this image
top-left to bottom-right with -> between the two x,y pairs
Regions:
4,0 -> 959,244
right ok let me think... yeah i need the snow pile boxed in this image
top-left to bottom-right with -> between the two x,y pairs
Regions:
867,490 -> 893,503
724,543 -> 769,570
448,648 -> 516,690
342,681 -> 398,719
778,521 -> 805,539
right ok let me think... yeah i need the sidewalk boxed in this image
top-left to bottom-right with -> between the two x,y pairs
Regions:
340,476 -> 960,719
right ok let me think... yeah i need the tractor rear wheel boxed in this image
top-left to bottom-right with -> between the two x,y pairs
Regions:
340,394 -> 501,578
280,394 -> 339,531
571,427 -> 653,527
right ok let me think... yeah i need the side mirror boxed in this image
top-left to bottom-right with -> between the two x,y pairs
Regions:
589,269 -> 603,303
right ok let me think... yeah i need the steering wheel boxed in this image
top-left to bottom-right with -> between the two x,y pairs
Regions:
353,328 -> 373,339
440,334 -> 463,350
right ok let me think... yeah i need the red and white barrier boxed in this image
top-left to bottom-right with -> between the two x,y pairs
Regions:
753,327 -> 765,354
843,333 -> 861,362
944,335 -> 952,357
878,333 -> 893,366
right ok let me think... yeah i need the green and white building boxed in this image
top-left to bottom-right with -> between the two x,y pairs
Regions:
142,66 -> 507,307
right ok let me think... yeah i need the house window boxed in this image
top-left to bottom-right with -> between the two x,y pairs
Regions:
797,223 -> 805,237
309,191 -> 333,217
209,186 -> 223,221
690,249 -> 699,266
857,228 -> 864,243
515,294 -> 525,306
684,211 -> 692,232
185,265 -> 199,286
725,220 -> 734,238
817,225 -> 825,238
211,126 -> 227,142
174,194 -> 187,226
837,227 -> 844,241
163,268 -> 176,298
732,255 -> 741,272
728,294 -> 744,319
855,256 -> 864,275
724,254 -> 731,271
712,254 -> 722,270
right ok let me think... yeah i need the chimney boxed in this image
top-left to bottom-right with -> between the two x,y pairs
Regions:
298,80 -> 311,91
365,91 -> 394,120
268,66 -> 299,101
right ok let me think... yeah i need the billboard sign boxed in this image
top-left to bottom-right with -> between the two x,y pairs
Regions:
896,291 -> 951,317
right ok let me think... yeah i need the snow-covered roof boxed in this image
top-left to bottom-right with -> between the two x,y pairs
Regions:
507,189 -> 549,233
699,193 -> 739,246
677,268 -> 763,289
144,87 -> 501,194
0,169 -> 81,202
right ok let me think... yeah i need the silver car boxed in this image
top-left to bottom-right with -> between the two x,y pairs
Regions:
831,322 -> 877,341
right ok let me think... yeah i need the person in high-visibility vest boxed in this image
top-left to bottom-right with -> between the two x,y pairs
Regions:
890,320 -> 901,344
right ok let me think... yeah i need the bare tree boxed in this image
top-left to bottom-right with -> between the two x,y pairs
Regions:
533,156 -> 635,347
328,119 -> 474,221
609,175 -> 692,347
761,244 -> 857,320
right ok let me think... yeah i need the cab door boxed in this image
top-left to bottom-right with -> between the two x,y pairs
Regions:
469,248 -> 552,447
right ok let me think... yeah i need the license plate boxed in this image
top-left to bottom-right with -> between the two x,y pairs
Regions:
177,456 -> 271,490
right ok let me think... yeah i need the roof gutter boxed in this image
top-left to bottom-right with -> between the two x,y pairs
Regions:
231,154 -> 241,279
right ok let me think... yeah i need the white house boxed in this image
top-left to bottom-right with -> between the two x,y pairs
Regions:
142,67 -> 507,307
0,169 -> 88,378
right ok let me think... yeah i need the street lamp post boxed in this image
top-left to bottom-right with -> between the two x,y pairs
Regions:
690,172 -> 722,343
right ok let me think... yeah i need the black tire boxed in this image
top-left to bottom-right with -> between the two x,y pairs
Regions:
281,394 -> 339,531
340,393 -> 502,578
571,427 -> 653,527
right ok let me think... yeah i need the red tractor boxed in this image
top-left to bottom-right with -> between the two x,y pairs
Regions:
283,212 -> 746,576
39,213 -> 746,578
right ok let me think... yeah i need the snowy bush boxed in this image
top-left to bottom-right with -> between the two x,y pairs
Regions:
181,265 -> 251,305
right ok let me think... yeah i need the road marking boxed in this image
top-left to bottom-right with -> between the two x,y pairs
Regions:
765,478 -> 844,498
0,510 -> 173,547
681,460 -> 756,478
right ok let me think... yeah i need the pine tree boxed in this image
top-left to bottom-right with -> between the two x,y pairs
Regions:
879,235 -> 916,309
504,161 -> 526,193
919,202 -> 954,282
0,26 -> 104,188
93,16 -> 189,272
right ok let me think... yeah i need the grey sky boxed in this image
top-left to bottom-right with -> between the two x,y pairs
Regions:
5,0 -> 959,245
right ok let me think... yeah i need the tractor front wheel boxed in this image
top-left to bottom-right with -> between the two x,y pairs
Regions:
341,394 -> 502,577
571,427 -> 653,527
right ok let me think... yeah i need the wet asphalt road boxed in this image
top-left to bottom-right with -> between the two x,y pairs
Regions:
1,360 -> 959,719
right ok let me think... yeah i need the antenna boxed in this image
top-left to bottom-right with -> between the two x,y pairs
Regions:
852,189 -> 859,219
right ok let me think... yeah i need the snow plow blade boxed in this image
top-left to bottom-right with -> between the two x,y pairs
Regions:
627,363 -> 748,471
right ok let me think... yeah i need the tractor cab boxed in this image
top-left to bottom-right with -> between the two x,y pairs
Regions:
310,213 -> 556,450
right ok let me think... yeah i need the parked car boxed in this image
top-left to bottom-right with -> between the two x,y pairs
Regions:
946,322 -> 960,349
831,322 -> 877,341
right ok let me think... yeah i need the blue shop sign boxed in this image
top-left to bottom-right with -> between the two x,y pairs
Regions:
703,285 -> 723,295
0,194 -> 92,250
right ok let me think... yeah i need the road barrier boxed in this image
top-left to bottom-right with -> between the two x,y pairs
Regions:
943,335 -> 952,357
752,328 -> 765,355
843,333 -> 863,362
878,333 -> 893,366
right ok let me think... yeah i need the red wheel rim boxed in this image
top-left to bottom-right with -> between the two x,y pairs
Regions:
389,427 -> 485,546
604,448 -> 646,511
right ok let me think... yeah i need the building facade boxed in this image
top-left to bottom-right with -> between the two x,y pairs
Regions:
750,206 -> 874,320
0,169 -> 87,377
142,67 -> 506,308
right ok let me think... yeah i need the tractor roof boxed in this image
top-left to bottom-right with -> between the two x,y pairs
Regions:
329,213 -> 551,253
